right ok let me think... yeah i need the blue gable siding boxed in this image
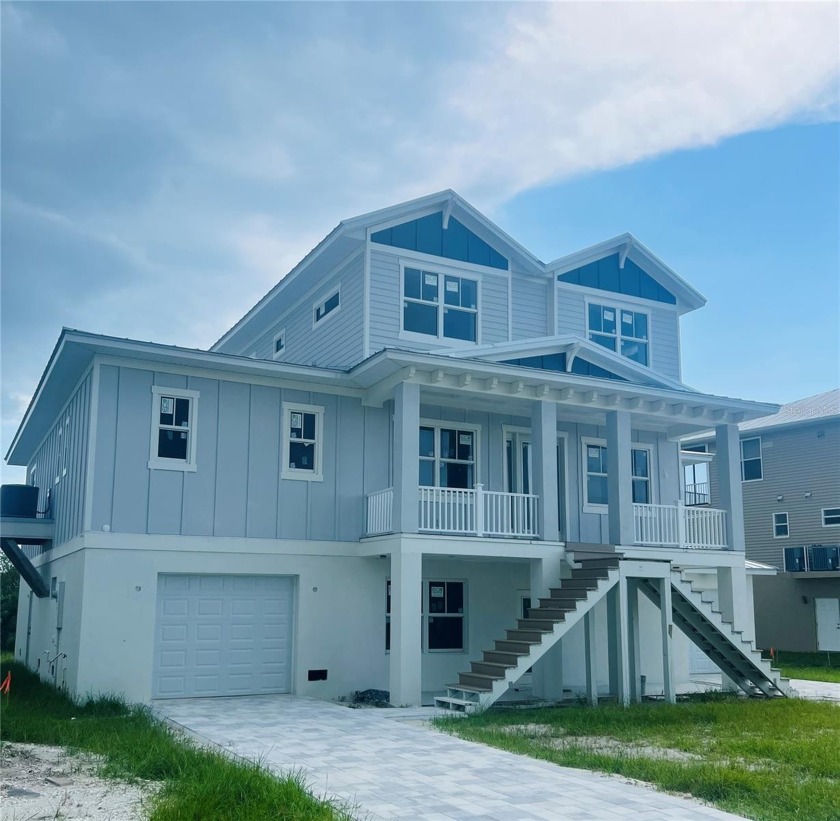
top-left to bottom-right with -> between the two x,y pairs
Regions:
372,213 -> 508,270
558,254 -> 676,305
501,354 -> 629,383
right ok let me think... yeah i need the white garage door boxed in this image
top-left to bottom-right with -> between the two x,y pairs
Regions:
153,574 -> 294,699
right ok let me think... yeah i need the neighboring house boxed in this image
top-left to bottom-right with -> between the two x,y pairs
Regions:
682,389 -> 840,654
2,190 -> 790,711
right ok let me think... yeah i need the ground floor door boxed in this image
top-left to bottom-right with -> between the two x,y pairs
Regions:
689,641 -> 719,674
152,574 -> 294,699
815,597 -> 840,651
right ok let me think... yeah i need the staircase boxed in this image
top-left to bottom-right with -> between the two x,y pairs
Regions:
435,553 -> 621,713
638,571 -> 791,698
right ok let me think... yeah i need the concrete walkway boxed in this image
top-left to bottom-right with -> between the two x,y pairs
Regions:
154,695 -> 744,821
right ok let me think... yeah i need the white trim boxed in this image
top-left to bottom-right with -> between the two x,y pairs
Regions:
271,328 -> 286,360
312,284 -> 341,328
148,386 -> 200,472
558,280 -> 681,314
581,436 -> 609,514
773,511 -> 790,539
822,507 -> 840,527
419,418 -> 481,489
740,435 -> 763,482
631,442 -> 655,505
375,243 -> 510,278
399,260 -> 481,346
363,227 -> 371,358
281,402 -> 324,482
507,274 -> 513,341
584,296 -> 653,369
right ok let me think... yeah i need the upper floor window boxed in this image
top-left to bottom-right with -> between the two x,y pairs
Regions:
282,403 -> 324,481
149,387 -> 199,472
402,266 -> 478,343
272,329 -> 286,359
582,438 -> 653,511
823,508 -> 840,527
419,424 -> 477,488
587,303 -> 649,366
773,512 -> 790,538
314,288 -> 340,325
740,437 -> 762,482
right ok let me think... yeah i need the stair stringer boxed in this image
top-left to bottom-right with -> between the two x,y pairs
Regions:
461,569 -> 620,712
638,573 -> 790,698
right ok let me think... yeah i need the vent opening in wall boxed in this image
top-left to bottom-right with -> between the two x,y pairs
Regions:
308,669 -> 328,682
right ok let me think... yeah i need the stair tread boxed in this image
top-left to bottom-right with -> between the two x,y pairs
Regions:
446,683 -> 490,693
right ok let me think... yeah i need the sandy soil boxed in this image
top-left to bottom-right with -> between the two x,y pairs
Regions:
1,742 -> 160,821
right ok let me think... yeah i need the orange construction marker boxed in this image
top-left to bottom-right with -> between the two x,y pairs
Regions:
0,671 -> 11,695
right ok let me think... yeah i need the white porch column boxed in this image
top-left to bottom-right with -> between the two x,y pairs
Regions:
389,548 -> 422,706
659,577 -> 676,704
627,580 -> 643,703
393,382 -> 420,534
606,410 -> 634,546
532,400 -> 559,542
608,580 -> 631,706
715,423 -> 746,552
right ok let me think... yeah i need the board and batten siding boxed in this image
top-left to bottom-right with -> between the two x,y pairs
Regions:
556,286 -> 682,382
246,251 -> 365,368
707,422 -> 840,568
368,248 -> 509,355
26,371 -> 92,548
511,274 -> 550,340
89,364 -> 383,542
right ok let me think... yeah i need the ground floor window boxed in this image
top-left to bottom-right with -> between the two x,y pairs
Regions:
386,579 -> 466,652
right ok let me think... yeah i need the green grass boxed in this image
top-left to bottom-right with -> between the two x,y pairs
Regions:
0,658 -> 351,820
762,650 -> 840,684
435,694 -> 840,821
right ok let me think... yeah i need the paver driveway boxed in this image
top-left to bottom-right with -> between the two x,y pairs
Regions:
154,695 -> 744,821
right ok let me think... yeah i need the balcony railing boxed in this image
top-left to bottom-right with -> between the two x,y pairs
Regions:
634,502 -> 727,550
684,482 -> 710,506
365,485 -> 539,538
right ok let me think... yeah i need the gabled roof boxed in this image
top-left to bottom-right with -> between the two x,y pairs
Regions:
550,233 -> 707,315
738,388 -> 840,433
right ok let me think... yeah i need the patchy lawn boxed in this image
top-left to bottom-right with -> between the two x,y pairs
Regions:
764,650 -> 840,684
435,694 -> 840,821
0,658 -> 352,820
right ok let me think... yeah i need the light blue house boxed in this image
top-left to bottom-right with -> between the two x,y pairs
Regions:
2,191 -> 790,709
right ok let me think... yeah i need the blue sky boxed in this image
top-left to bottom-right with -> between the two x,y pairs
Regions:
2,2 -> 839,481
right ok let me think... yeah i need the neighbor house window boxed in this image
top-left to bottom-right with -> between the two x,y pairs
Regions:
588,303 -> 649,366
402,266 -> 478,343
148,387 -> 199,471
272,329 -> 286,359
427,581 -> 465,651
419,424 -> 477,488
282,404 -> 324,481
740,437 -> 762,481
313,287 -> 340,325
582,439 -> 653,510
773,512 -> 790,538
823,508 -> 840,527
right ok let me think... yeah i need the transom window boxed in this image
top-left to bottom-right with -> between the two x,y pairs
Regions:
419,425 -> 476,488
403,266 -> 478,342
588,303 -> 649,366
823,508 -> 840,527
314,288 -> 340,324
282,403 -> 324,481
740,437 -> 763,482
148,387 -> 199,472
582,439 -> 653,510
773,512 -> 790,538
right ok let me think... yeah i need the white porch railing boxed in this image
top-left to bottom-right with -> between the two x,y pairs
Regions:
482,489 -> 539,538
685,482 -> 710,506
634,502 -> 727,550
366,488 -> 393,535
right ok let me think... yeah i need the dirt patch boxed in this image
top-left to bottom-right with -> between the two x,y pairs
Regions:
1,742 -> 160,820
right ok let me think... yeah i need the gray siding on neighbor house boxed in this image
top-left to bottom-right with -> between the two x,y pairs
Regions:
90,363 -> 383,542
27,370 -> 92,548
368,248 -> 509,355
556,286 -> 681,381
706,422 -> 840,567
511,274 -> 550,340
246,250 -> 365,368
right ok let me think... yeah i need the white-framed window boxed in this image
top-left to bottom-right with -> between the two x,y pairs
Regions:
582,438 -> 654,511
148,387 -> 199,472
419,421 -> 479,489
282,403 -> 324,481
313,287 -> 340,326
385,579 -> 466,653
740,437 -> 762,482
272,329 -> 286,359
401,263 -> 479,343
587,301 -> 650,366
773,512 -> 790,538
822,508 -> 840,527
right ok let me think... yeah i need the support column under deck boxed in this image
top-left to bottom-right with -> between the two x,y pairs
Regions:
389,549 -> 422,707
659,576 -> 676,704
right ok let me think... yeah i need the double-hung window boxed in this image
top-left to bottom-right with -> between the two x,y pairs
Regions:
588,303 -> 649,366
149,387 -> 199,471
823,508 -> 840,527
740,437 -> 762,481
773,512 -> 790,538
403,266 -> 478,343
282,403 -> 324,481
582,438 -> 653,510
427,581 -> 465,651
419,424 -> 476,489
631,448 -> 651,504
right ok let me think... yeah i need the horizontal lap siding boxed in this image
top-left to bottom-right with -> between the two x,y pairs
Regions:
556,289 -> 586,337
91,365 -> 371,542
512,275 -> 549,339
28,371 -> 92,547
480,273 -> 508,344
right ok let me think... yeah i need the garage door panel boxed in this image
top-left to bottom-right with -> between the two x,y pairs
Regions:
153,574 -> 294,699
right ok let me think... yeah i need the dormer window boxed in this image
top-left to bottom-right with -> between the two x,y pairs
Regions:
587,302 -> 649,366
402,265 -> 478,343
